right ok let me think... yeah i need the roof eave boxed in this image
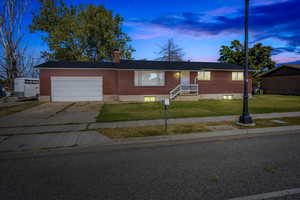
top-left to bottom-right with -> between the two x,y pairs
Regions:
36,67 -> 247,71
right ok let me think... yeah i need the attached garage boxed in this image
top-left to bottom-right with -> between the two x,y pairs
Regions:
51,77 -> 103,102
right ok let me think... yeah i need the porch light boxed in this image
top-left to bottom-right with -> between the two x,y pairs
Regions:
174,72 -> 180,79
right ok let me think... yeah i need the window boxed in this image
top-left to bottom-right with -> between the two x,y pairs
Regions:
134,71 -> 165,86
232,72 -> 244,81
223,95 -> 233,100
198,71 -> 211,80
144,96 -> 156,102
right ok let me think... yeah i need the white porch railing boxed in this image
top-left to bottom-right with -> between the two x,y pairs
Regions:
169,84 -> 198,99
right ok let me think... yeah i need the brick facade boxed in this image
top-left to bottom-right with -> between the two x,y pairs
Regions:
39,69 -> 118,96
40,69 -> 252,101
191,71 -> 252,94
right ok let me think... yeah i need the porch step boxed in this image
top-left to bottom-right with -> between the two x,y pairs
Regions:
169,84 -> 199,99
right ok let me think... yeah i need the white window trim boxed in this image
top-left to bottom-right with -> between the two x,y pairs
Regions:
232,72 -> 244,81
198,71 -> 211,81
134,71 -> 165,86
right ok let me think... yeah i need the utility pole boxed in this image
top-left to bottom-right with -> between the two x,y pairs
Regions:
239,0 -> 253,125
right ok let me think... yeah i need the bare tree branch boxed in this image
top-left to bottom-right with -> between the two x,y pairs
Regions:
0,0 -> 30,90
156,38 -> 185,62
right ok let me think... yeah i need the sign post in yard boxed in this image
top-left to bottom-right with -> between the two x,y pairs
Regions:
163,98 -> 170,132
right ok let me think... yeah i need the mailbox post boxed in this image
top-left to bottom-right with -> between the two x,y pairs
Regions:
162,98 -> 170,132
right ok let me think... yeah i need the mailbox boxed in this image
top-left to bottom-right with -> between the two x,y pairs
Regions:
164,98 -> 170,106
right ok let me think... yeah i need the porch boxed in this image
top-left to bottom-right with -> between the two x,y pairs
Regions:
170,71 -> 199,99
170,84 -> 199,99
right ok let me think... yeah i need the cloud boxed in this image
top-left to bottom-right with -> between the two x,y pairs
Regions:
272,47 -> 300,55
204,7 -> 238,17
272,54 -> 300,63
252,0 -> 290,6
126,0 -> 300,56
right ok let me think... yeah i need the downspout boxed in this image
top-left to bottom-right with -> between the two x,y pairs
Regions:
194,72 -> 199,96
117,70 -> 120,102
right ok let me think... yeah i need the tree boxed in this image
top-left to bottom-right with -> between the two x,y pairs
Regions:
30,0 -> 135,61
18,55 -> 40,78
156,39 -> 185,61
0,0 -> 27,90
218,40 -> 275,86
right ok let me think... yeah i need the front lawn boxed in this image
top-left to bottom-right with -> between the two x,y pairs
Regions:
98,123 -> 212,138
97,95 -> 300,122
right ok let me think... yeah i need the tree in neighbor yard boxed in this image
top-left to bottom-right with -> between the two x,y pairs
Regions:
30,0 -> 135,62
218,40 -> 275,87
156,39 -> 185,61
0,0 -> 30,90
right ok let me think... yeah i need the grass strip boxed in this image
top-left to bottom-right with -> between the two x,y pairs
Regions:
98,116 -> 300,138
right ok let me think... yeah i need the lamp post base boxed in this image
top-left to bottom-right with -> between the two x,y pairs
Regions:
238,114 -> 253,125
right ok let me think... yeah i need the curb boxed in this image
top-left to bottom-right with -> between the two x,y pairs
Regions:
108,125 -> 300,146
229,188 -> 300,200
1,125 -> 300,156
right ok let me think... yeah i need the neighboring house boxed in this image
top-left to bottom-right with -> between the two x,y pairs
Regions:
261,64 -> 300,95
35,51 -> 252,102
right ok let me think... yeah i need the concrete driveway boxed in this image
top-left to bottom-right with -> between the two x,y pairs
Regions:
0,102 -> 102,127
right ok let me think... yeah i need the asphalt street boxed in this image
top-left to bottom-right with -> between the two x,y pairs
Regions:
1,133 -> 300,200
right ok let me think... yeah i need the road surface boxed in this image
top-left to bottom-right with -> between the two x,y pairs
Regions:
1,133 -> 300,200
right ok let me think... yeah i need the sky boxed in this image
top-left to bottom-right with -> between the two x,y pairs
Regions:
23,0 -> 300,64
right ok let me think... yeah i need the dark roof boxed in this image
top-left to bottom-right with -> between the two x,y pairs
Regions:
35,60 -> 247,71
260,64 -> 300,77
283,64 -> 300,69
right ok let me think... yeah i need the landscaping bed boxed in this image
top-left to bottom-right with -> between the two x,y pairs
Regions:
97,95 -> 300,122
98,116 -> 300,138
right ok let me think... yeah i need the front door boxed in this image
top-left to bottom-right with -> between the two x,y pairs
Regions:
181,71 -> 190,85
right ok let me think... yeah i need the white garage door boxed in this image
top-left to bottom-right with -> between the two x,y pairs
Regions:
51,77 -> 103,102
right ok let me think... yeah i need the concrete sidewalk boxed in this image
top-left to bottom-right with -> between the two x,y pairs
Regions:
1,125 -> 300,153
0,124 -> 87,136
89,111 -> 300,129
1,111 -> 300,136
0,131 -> 110,152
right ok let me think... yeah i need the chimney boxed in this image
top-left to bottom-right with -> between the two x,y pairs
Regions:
112,49 -> 121,63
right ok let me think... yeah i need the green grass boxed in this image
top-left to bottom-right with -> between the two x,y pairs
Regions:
0,101 -> 41,118
97,95 -> 300,122
98,116 -> 300,139
98,123 -> 212,138
264,165 -> 278,173
235,116 -> 300,129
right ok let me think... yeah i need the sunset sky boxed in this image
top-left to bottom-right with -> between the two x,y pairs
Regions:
24,0 -> 300,64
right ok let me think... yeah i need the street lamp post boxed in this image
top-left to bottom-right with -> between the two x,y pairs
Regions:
239,0 -> 253,124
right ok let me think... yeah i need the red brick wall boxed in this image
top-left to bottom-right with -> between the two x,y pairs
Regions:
190,71 -> 252,94
39,69 -> 252,96
118,71 -> 180,95
39,69 -> 118,96
262,75 -> 300,95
